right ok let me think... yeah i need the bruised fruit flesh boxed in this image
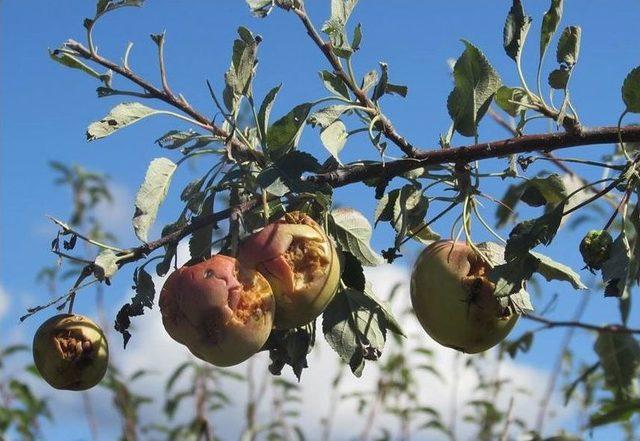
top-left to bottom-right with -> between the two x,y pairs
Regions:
32,314 -> 109,391
238,212 -> 341,329
159,255 -> 275,366
410,241 -> 518,353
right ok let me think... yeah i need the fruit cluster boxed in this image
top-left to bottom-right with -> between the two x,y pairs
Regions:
32,214 -> 519,391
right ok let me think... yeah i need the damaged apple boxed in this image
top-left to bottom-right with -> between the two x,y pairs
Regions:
159,255 -> 275,366
32,314 -> 109,391
238,212 -> 341,329
410,241 -> 518,353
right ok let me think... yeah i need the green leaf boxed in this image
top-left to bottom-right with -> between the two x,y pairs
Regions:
548,68 -> 570,90
496,182 -> 526,228
505,203 -> 564,259
601,232 -> 632,297
523,174 -> 567,205
320,120 -> 348,163
223,27 -> 259,109
93,249 -> 119,281
257,151 -> 323,197
530,251 -> 586,289
155,130 -> 214,151
594,333 -> 640,401
503,0 -> 532,62
495,86 -> 529,117
189,194 -> 214,260
322,287 -> 386,377
556,26 -> 581,67
622,66 -> 640,113
447,40 -> 502,137
308,105 -> 352,129
49,49 -> 103,79
589,399 -> 640,428
258,85 -> 281,141
321,0 -> 359,58
330,207 -> 383,266
96,0 -> 144,16
266,103 -> 313,160
132,157 -> 177,242
539,0 -> 564,61
372,63 -> 407,102
87,102 -> 159,140
319,70 -> 350,99
361,70 -> 379,93
245,0 -> 274,17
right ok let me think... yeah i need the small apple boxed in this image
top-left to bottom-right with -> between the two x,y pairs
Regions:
238,212 -> 341,329
159,255 -> 275,366
579,229 -> 613,270
32,314 -> 109,391
410,241 -> 518,353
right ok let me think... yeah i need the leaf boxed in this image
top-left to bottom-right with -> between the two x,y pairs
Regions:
223,27 -> 259,109
496,182 -> 526,228
266,328 -> 313,380
308,105 -> 352,129
330,207 -> 383,266
320,121 -> 348,163
257,85 -> 281,140
594,333 -> 640,401
530,251 -> 586,289
49,49 -> 103,79
341,252 -> 365,292
319,70 -> 350,99
601,232 -> 632,297
155,130 -> 214,151
266,103 -> 313,160
323,287 -> 386,377
447,40 -> 502,137
361,70 -> 379,92
132,158 -> 177,242
96,0 -> 144,16
548,68 -> 570,90
523,174 -> 567,205
503,0 -> 532,62
480,243 -> 534,312
156,218 -> 187,276
93,249 -> 119,281
589,398 -> 640,428
114,267 -> 156,347
321,0 -> 359,58
495,86 -> 529,117
539,0 -> 564,61
556,26 -> 581,67
257,151 -> 323,197
622,66 -> 640,113
87,102 -> 159,140
505,203 -> 564,259
245,0 -> 274,17
189,194 -> 214,260
372,63 -> 407,102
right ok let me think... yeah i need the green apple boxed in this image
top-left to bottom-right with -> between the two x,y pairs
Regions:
410,241 -> 518,353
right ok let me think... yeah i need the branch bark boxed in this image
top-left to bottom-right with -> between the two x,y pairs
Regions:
63,40 -> 258,163
306,125 -> 640,188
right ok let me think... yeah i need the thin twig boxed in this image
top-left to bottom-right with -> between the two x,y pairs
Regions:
525,312 -> 640,335
291,4 -> 418,157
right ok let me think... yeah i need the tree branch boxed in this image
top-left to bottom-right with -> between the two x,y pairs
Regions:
291,4 -> 418,158
306,125 -> 640,188
525,313 -> 640,335
63,39 -> 258,163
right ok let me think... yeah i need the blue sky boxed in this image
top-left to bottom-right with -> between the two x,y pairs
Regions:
2,1 -> 640,440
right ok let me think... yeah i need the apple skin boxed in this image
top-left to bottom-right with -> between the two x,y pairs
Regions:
159,255 -> 275,367
32,314 -> 109,391
238,212 -> 341,329
410,241 -> 518,353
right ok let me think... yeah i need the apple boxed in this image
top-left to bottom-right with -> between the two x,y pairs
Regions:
159,255 -> 275,366
32,314 -> 109,391
238,212 -> 341,329
410,241 -> 518,353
